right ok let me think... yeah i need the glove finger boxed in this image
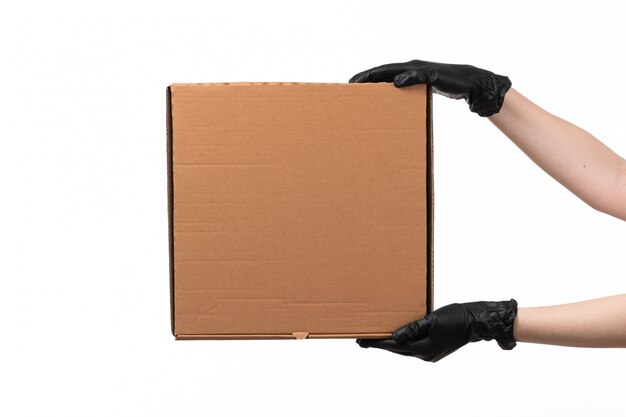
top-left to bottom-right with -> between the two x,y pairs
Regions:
349,63 -> 410,83
392,315 -> 433,343
357,338 -> 416,356
348,69 -> 371,83
393,69 -> 430,88
356,338 -> 386,349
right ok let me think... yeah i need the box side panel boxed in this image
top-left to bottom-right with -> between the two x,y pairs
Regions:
166,86 -> 176,335
426,86 -> 434,314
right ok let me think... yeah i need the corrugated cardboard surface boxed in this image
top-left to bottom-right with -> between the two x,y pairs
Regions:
167,82 -> 433,339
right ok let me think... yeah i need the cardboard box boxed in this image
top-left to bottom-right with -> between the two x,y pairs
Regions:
167,82 -> 433,339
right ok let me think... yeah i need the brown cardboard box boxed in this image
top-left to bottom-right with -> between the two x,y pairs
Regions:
167,82 -> 433,339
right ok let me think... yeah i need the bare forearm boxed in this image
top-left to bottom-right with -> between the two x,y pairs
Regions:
513,294 -> 626,347
489,89 -> 626,220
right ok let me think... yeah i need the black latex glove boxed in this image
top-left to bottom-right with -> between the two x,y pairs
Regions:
349,59 -> 511,117
357,300 -> 518,362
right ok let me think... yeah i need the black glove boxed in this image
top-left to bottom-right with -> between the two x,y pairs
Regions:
357,300 -> 518,362
349,59 -> 512,117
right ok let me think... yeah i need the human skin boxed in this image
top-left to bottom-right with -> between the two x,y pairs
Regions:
489,88 -> 626,347
514,294 -> 626,347
488,88 -> 626,221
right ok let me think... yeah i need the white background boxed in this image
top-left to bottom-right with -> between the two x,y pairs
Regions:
1,1 -> 625,415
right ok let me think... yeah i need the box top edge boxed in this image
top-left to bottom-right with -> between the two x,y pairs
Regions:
169,82 -> 426,89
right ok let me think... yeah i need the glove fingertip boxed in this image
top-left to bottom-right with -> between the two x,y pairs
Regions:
356,338 -> 372,348
348,72 -> 369,84
393,73 -> 408,88
357,338 -> 390,349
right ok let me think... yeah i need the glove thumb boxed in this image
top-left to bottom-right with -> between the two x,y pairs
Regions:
392,315 -> 433,343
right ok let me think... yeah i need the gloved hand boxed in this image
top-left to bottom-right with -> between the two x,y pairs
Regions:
349,59 -> 512,117
357,299 -> 518,362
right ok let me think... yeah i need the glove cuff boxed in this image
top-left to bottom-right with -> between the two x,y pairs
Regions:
469,299 -> 518,350
469,73 -> 512,117
492,299 -> 518,350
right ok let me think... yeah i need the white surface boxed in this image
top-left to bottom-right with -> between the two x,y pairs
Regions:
1,1 -> 625,415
